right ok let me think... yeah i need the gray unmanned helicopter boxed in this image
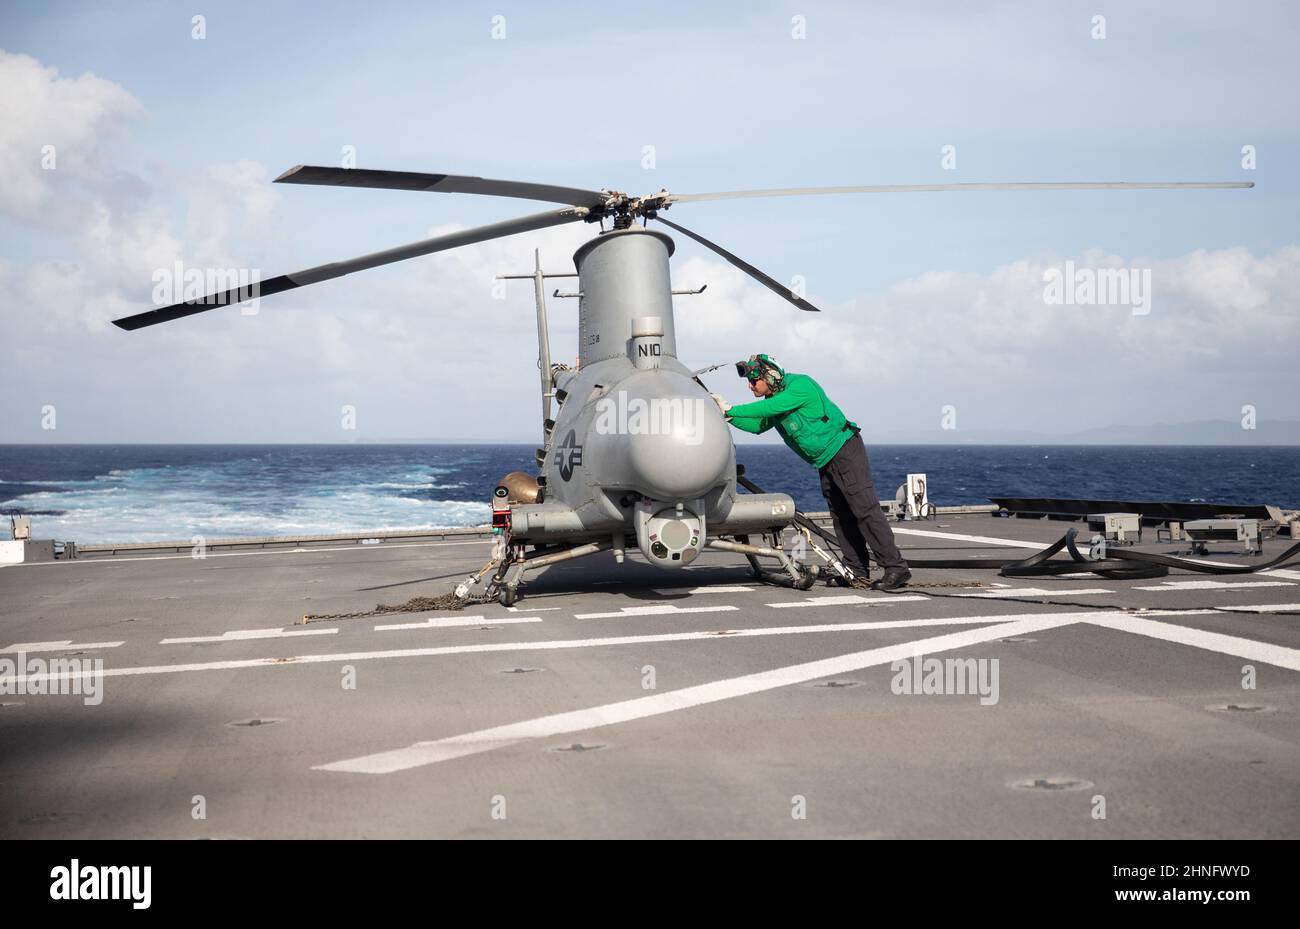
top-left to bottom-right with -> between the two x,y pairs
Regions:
111,167 -> 1251,604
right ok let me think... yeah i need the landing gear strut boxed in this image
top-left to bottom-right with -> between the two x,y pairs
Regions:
456,537 -> 616,606
456,525 -> 821,605
720,533 -> 819,589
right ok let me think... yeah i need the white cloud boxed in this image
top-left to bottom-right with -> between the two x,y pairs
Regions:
677,242 -> 1300,435
0,50 -> 145,224
0,52 -> 290,341
1,39 -> 1294,442
5,185 -> 1297,439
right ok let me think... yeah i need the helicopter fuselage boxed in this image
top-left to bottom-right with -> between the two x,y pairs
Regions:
506,228 -> 797,568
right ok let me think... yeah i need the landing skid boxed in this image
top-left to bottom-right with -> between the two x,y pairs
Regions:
454,531 -> 817,605
719,533 -> 818,590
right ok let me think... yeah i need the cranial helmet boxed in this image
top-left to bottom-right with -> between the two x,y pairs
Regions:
735,353 -> 786,391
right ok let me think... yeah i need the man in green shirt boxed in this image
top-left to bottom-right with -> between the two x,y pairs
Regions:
713,354 -> 911,590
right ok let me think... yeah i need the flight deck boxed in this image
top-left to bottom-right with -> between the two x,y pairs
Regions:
2,511 -> 1298,839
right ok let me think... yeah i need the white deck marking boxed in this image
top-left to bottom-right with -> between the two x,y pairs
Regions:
1081,614 -> 1300,671
1134,580 -> 1295,591
8,537 -> 495,568
1132,556 -> 1299,571
313,612 -> 1088,774
1175,556 -> 1282,569
1215,603 -> 1300,614
574,604 -> 738,619
957,587 -> 1112,598
375,616 -> 542,631
1,612 -> 1037,686
160,627 -> 338,645
1,640 -> 124,654
653,585 -> 755,594
768,594 -> 928,608
770,594 -> 870,608
892,527 -> 1043,549
1130,609 -> 1222,617
506,606 -> 559,612
1261,569 -> 1300,581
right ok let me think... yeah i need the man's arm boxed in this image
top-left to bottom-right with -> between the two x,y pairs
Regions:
725,380 -> 809,420
726,412 -> 774,434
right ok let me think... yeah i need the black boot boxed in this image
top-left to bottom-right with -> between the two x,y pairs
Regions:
826,571 -> 871,589
873,566 -> 912,591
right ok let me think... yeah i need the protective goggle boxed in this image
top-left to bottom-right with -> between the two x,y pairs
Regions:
735,358 -> 766,381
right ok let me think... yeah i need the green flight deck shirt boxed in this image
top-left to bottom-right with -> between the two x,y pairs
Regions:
725,372 -> 859,469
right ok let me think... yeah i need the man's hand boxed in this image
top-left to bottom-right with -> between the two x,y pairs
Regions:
710,393 -> 732,415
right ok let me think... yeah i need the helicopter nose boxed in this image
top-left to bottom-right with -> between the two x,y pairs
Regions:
626,393 -> 732,500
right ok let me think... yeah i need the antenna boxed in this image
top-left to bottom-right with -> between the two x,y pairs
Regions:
496,255 -> 578,444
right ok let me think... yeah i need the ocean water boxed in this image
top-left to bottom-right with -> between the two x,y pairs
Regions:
0,444 -> 1296,544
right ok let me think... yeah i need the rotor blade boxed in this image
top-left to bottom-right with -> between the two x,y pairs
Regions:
276,165 -> 609,209
654,215 -> 820,313
667,180 -> 1254,204
112,207 -> 587,331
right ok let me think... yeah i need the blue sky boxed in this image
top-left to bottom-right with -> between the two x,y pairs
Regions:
1,0 -> 1296,441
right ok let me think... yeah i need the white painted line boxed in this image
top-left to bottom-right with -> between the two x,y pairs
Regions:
161,627 -> 338,645
313,612 -> 1088,774
1215,603 -> 1300,614
1081,614 -> 1300,671
1,640 -> 124,654
892,527 -> 1043,550
686,585 -> 755,594
1174,556 -> 1268,569
1130,609 -> 1222,617
375,616 -> 542,631
506,606 -> 560,612
574,604 -> 738,619
1146,556 -> 1296,572
957,588 -> 1112,598
1134,580 -> 1295,591
770,594 -> 870,608
2,611 -> 1043,686
768,594 -> 928,609
8,537 -> 495,568
1261,569 -> 1300,581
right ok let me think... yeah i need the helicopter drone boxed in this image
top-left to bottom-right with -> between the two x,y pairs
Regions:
112,167 -> 1251,604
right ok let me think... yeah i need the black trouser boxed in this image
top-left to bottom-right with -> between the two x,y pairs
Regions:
818,432 -> 907,573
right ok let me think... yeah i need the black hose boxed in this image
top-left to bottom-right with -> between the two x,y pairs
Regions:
736,472 -> 1300,580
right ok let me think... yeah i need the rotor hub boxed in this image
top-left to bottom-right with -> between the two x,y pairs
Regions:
593,189 -> 672,227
